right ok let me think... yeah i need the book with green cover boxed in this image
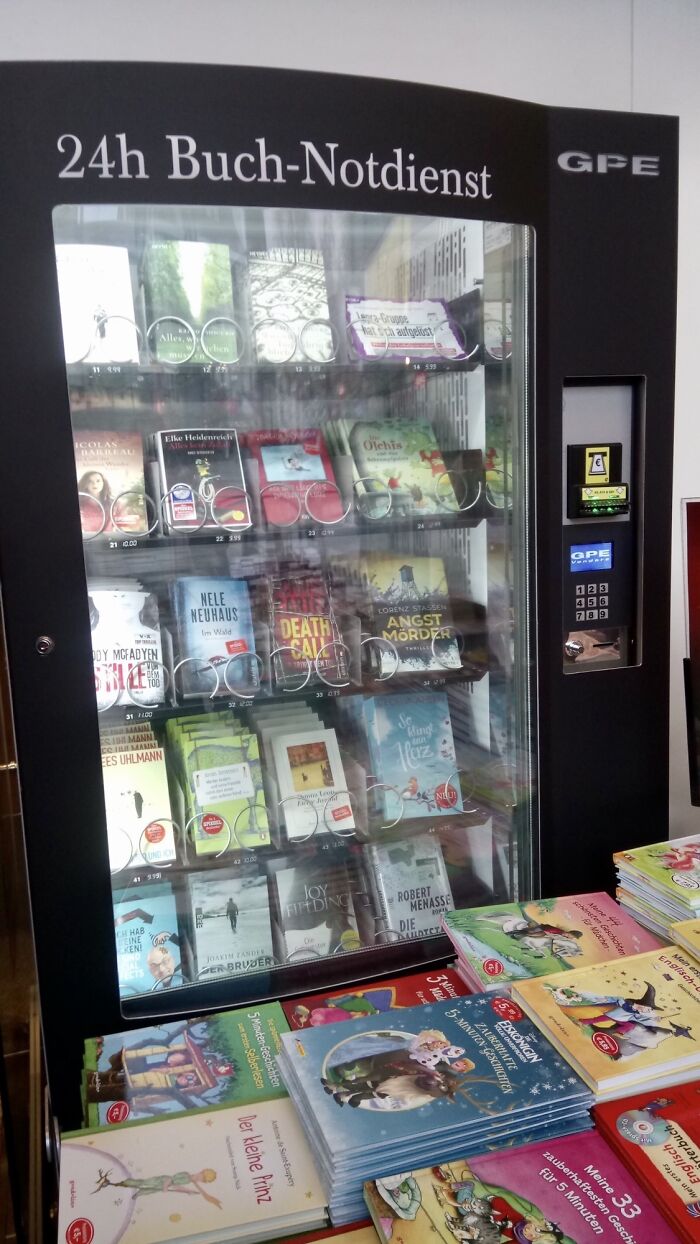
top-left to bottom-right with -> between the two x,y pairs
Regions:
615,834 -> 700,914
83,1002 -> 290,1128
337,417 -> 457,517
142,239 -> 238,365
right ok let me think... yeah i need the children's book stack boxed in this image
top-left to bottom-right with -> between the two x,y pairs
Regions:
442,892 -> 660,992
277,993 -> 594,1225
614,832 -> 700,938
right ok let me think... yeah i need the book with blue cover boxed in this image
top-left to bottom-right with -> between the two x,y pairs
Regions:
278,992 -> 594,1224
365,692 -> 462,821
170,576 -> 258,697
112,880 -> 183,998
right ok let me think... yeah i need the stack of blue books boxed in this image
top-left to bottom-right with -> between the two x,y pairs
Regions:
278,992 -> 594,1225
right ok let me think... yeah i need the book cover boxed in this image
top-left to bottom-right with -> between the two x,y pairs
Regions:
245,428 -> 342,525
614,835 -> 700,910
672,919 -> 700,960
269,853 -> 366,962
443,893 -> 661,991
55,242 -> 140,365
90,588 -> 165,709
102,733 -> 175,870
179,728 -> 269,855
364,1130 -> 677,1243
75,430 -> 147,535
512,946 -> 700,1097
156,429 -> 251,531
278,993 -> 592,1146
363,553 -> 460,675
143,240 -> 237,365
365,692 -> 462,820
282,967 -> 470,1030
594,1078 -> 700,1242
271,728 -> 354,839
248,247 -> 331,363
343,418 -> 457,517
84,1003 -> 290,1128
187,869 -> 274,980
58,1098 -> 327,1244
269,570 -> 346,689
346,295 -> 463,361
366,836 -> 454,940
112,881 -> 183,997
171,577 -> 257,697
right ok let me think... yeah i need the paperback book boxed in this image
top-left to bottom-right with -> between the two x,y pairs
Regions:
614,834 -> 700,933
336,417 -> 458,517
512,945 -> 700,1099
268,567 -> 346,690
55,242 -> 140,365
278,992 -> 593,1224
102,725 -> 175,871
270,727 -> 354,840
672,917 -> 700,961
58,1098 -> 327,1244
365,691 -> 462,821
143,239 -> 238,365
112,880 -> 183,998
362,553 -> 460,676
594,1077 -> 700,1242
365,835 -> 454,941
283,967 -> 470,1029
268,851 -> 369,962
345,296 -> 464,361
364,1130 -> 677,1243
156,428 -> 251,531
83,1002 -> 290,1127
187,868 -> 274,981
443,892 -> 661,992
90,585 -> 165,709
170,576 -> 258,698
248,247 -> 331,363
245,428 -> 343,525
75,429 -> 147,535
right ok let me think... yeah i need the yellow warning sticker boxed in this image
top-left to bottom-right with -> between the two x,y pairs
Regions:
584,446 -> 610,484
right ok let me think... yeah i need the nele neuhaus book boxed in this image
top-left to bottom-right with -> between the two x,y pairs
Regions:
171,576 -> 257,697
58,1098 -> 327,1244
364,1130 -> 677,1244
83,1003 -> 290,1128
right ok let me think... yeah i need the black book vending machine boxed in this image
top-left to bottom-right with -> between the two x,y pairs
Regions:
0,64 -> 677,1133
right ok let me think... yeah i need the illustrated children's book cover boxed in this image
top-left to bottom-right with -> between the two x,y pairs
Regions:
594,1078 -> 700,1242
339,417 -> 457,517
614,834 -> 700,910
112,881 -> 183,998
512,946 -> 700,1097
170,576 -> 258,697
672,918 -> 700,961
443,893 -> 661,991
143,240 -> 237,364
58,1098 -> 327,1244
83,1003 -> 290,1128
283,967 -> 470,1030
365,692 -> 462,821
245,428 -> 343,525
156,429 -> 251,531
75,430 -> 147,536
187,869 -> 274,981
364,1130 -> 678,1244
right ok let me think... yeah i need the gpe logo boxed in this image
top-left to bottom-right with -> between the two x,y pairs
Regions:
571,549 -> 609,561
557,151 -> 660,176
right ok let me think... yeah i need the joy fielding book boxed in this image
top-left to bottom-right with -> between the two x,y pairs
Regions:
443,892 -> 661,993
82,1002 -> 290,1128
58,1097 -> 327,1244
511,945 -> 700,1099
277,992 -> 594,1224
593,1077 -> 700,1242
363,1129 -> 677,1244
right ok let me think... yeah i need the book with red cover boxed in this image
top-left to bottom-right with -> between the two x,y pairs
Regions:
281,966 -> 470,1029
269,567 -> 346,689
245,427 -> 343,525
594,1080 -> 700,1242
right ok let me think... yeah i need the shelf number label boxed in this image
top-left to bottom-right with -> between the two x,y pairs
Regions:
57,133 -> 149,180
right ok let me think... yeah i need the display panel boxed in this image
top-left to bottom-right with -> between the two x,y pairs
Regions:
52,203 -> 534,1017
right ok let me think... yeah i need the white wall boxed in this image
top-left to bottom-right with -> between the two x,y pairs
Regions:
2,0 -> 699,836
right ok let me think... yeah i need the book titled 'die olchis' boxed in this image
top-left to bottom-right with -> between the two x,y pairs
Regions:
58,1098 -> 327,1244
364,1130 -> 678,1243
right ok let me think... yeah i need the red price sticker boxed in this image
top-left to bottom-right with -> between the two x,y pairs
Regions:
225,638 -> 249,655
490,997 -> 523,1022
106,1101 -> 131,1124
592,1031 -> 619,1056
66,1220 -> 94,1244
435,782 -> 458,810
144,823 -> 165,844
331,805 -> 352,822
201,813 -> 224,836
483,959 -> 504,977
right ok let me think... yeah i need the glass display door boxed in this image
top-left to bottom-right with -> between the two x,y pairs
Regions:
52,203 -> 535,1017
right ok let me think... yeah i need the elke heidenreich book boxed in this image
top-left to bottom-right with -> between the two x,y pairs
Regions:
58,1097 -> 327,1244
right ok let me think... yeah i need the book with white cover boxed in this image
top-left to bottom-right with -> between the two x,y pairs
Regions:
55,243 -> 140,365
89,587 -> 165,709
270,728 -> 354,840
